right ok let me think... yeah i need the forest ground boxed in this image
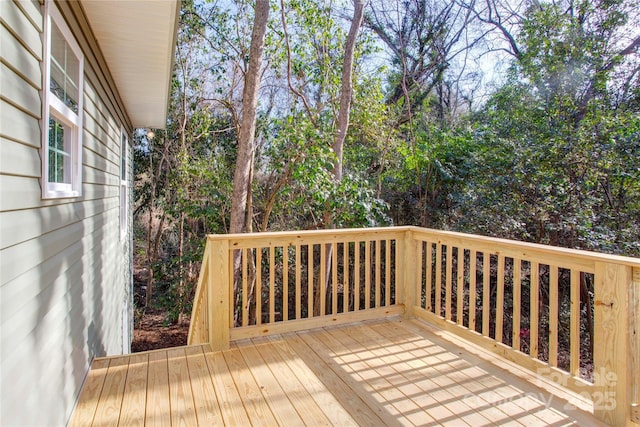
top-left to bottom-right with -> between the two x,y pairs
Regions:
131,265 -> 189,352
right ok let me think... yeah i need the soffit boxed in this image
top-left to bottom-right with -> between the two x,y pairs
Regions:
81,0 -> 179,129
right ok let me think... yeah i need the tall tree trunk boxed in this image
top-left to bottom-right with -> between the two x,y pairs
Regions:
230,0 -> 269,235
230,1 -> 269,324
320,0 -> 365,315
332,0 -> 365,183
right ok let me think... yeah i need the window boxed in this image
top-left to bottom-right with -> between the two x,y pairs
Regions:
42,1 -> 83,198
120,130 -> 128,239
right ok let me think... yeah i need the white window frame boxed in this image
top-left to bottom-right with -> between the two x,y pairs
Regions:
42,1 -> 84,199
120,129 -> 129,240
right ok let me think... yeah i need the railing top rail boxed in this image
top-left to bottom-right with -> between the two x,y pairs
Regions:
412,226 -> 640,268
205,226 -> 640,268
206,227 -> 411,248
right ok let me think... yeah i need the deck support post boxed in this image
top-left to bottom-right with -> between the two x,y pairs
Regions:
400,228 -> 418,319
593,262 -> 635,426
209,237 -> 231,351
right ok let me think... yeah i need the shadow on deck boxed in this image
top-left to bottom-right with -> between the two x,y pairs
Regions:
70,316 -> 604,426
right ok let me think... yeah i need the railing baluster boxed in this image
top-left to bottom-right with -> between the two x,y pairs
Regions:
457,248 -> 464,325
482,252 -> 490,336
269,247 -> 275,323
417,241 -> 424,310
344,242 -> 350,312
530,262 -> 539,358
365,240 -> 371,309
549,265 -> 559,367
513,258 -> 521,351
283,245 -> 289,322
445,245 -> 452,321
242,248 -> 248,327
570,268 -> 580,376
385,240 -> 391,307
496,255 -> 505,343
469,249 -> 476,331
256,247 -> 262,326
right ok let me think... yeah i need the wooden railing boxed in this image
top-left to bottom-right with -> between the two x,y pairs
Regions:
188,226 -> 640,426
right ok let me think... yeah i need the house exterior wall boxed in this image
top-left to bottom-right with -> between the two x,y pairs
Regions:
1,1 -> 133,425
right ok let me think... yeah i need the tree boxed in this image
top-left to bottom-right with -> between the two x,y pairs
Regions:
230,0 -> 270,234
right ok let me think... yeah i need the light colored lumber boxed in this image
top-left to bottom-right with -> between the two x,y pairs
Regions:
242,248 -> 249,327
512,258 -> 521,351
344,241 -> 350,312
230,305 -> 404,340
496,254 -> 505,343
321,243 -> 327,315
258,337 -> 347,426
166,348 -> 197,426
365,240 -> 371,309
223,346 -> 279,426
286,332 -> 396,426
118,353 -> 149,426
184,346 -> 224,426
549,265 -> 558,367
256,246 -> 262,325
325,326 -> 429,426
469,249 -> 477,331
269,247 -> 275,323
530,262 -> 539,358
204,351 -> 251,426
235,341 -> 305,425
482,252 -> 490,336
570,269 -> 580,376
145,349 -> 170,427
295,244 -> 301,320
67,358 -> 109,427
594,262 -> 632,426
283,245 -> 289,321
209,238 -> 230,350
92,356 -> 129,427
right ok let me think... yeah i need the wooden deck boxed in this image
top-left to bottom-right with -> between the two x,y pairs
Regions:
70,317 -> 605,426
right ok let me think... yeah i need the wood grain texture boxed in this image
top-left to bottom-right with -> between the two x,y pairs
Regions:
73,318 -> 607,427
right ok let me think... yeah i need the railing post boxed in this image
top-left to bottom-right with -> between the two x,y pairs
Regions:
209,238 -> 230,351
400,228 -> 418,318
631,267 -> 640,424
593,262 -> 633,426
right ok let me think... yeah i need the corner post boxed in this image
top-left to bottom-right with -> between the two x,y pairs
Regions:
630,267 -> 640,424
209,237 -> 231,351
401,228 -> 418,318
593,262 -> 632,426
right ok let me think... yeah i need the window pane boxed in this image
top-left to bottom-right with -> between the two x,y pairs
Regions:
48,118 -> 71,183
121,133 -> 127,180
50,21 -> 80,113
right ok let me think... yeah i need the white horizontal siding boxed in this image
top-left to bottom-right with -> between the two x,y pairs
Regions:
0,1 -> 134,426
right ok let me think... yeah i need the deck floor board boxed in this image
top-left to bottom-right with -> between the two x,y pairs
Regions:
72,317 -> 606,426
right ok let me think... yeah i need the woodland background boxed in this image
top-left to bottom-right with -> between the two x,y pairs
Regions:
131,0 -> 640,340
